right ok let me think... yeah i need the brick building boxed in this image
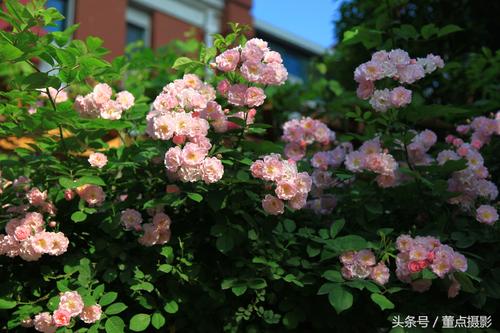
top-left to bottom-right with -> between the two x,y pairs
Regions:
2,0 -> 326,80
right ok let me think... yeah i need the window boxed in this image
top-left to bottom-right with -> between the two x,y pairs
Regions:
126,7 -> 151,47
45,0 -> 75,32
266,41 -> 310,82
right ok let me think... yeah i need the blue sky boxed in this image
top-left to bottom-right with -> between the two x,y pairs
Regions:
252,0 -> 342,49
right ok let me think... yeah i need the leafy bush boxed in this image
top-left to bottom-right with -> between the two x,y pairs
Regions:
0,1 -> 498,332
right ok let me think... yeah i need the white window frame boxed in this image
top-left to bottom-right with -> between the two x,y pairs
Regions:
126,6 -> 152,47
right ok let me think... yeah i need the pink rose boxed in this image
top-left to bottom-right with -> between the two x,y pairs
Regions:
262,194 -> 284,215
215,48 -> 240,72
52,309 -> 71,327
88,152 -> 108,169
244,87 -> 266,107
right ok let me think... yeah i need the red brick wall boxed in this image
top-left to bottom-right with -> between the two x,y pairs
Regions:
152,11 -> 203,49
73,0 -> 127,60
222,0 -> 253,35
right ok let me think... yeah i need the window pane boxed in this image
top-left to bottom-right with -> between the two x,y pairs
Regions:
46,0 -> 67,32
126,23 -> 146,45
266,41 -> 309,80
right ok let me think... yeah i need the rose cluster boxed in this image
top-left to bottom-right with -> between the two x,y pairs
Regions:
214,38 -> 288,86
150,73 -> 258,135
250,153 -> 312,215
406,129 -> 438,166
164,143 -> 224,184
395,235 -> 467,295
29,291 -> 101,332
305,144 -> 353,215
74,83 -> 135,120
147,108 -> 210,142
282,117 -> 336,161
354,49 -> 444,112
344,137 -> 400,187
152,74 -> 215,114
339,249 -> 390,285
311,144 -> 351,171
146,74 -> 225,184
120,208 -> 173,247
438,114 -> 499,224
455,113 -> 500,149
0,211 -> 68,261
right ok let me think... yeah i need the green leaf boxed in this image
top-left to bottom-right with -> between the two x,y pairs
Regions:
370,293 -> 395,310
231,286 -> 247,296
130,282 -> 154,293
151,312 -> 166,329
236,170 -> 250,181
317,283 -> 337,295
160,246 -> 174,262
438,24 -> 462,37
395,24 -> 419,40
328,80 -> 344,95
59,177 -> 76,189
158,264 -> 173,273
328,285 -> 353,314
343,28 -> 359,43
77,176 -> 106,186
105,302 -> 128,315
71,211 -> 87,222
0,42 -> 23,62
129,313 -> 151,332
329,219 -> 345,238
283,219 -> 296,232
216,234 -> 234,253
322,270 -> 344,282
105,316 -> 125,333
187,192 -> 203,202
248,278 -> 267,290
100,292 -> 118,306
172,57 -> 193,69
0,298 -> 17,309
327,235 -> 369,252
421,24 -> 438,39
22,72 -> 61,89
421,269 -> 437,280
86,36 -> 104,51
455,272 -> 477,293
79,55 -> 109,69
164,300 -> 178,314
221,278 -> 237,290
